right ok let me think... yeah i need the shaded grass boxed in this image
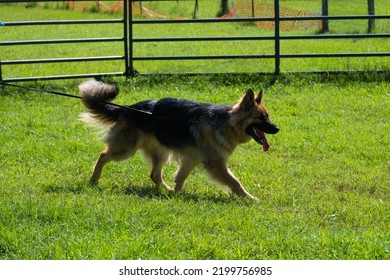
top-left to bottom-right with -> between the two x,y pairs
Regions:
0,74 -> 389,259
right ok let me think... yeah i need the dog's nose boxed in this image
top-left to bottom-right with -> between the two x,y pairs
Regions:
272,126 -> 280,134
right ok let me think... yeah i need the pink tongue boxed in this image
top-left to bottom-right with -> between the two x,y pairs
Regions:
258,130 -> 270,152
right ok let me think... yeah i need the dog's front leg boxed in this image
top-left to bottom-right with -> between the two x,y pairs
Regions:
203,159 -> 258,201
148,150 -> 173,193
174,158 -> 198,192
150,165 -> 173,193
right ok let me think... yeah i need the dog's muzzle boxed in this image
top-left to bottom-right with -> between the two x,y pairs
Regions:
246,123 -> 279,152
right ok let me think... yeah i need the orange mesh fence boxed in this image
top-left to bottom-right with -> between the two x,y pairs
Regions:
232,1 -> 322,31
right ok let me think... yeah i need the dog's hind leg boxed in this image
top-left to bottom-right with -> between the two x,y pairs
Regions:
90,150 -> 111,185
90,143 -> 138,185
203,159 -> 258,201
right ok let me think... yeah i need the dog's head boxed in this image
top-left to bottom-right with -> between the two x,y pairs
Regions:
232,88 -> 279,151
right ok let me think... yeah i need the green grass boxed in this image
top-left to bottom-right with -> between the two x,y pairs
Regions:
0,2 -> 389,260
1,74 -> 389,259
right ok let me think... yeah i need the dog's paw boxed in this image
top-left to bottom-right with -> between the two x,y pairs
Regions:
89,177 -> 99,186
162,184 -> 174,193
245,194 -> 259,202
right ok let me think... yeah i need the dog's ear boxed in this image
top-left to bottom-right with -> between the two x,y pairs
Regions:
240,88 -> 255,111
255,89 -> 263,104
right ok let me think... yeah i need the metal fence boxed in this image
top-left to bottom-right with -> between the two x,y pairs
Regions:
1,0 -> 390,82
1,0 -> 131,82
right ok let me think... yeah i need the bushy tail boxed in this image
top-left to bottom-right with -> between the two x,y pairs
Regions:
78,80 -> 122,128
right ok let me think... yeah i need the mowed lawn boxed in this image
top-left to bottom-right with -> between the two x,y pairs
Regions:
0,74 -> 389,259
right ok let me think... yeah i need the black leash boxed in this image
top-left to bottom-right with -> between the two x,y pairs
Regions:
0,81 -> 153,117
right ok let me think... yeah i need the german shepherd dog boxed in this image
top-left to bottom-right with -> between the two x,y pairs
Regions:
79,80 -> 279,200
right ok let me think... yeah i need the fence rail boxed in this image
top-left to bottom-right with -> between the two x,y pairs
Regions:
0,0 -> 389,82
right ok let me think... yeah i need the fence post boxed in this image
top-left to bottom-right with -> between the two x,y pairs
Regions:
321,0 -> 329,33
368,0 -> 375,33
128,0 -> 138,77
123,0 -> 130,78
218,0 -> 229,17
274,0 -> 280,74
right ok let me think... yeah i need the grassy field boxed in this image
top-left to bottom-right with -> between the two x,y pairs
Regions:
1,73 -> 389,259
0,1 -> 389,260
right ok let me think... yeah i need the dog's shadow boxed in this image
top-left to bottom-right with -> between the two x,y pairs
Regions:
123,184 -> 171,199
43,181 -> 241,205
123,184 -> 238,204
